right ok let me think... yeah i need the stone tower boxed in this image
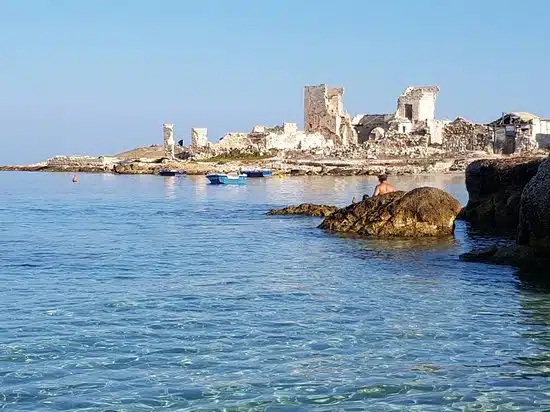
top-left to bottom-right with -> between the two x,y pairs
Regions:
163,124 -> 175,159
304,84 -> 357,146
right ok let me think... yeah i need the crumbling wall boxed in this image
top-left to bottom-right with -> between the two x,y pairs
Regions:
427,119 -> 449,145
191,128 -> 209,149
442,118 -> 492,153
304,84 -> 357,146
205,122 -> 335,155
216,133 -> 252,150
396,86 -> 439,123
47,156 -> 114,167
363,131 -> 430,159
163,124 -> 175,159
265,131 -> 332,151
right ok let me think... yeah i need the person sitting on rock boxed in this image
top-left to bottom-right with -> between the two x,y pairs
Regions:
373,175 -> 396,196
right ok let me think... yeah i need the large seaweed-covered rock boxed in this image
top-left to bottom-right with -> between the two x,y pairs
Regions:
319,187 -> 461,237
517,155 -> 550,256
458,157 -> 543,230
267,203 -> 338,217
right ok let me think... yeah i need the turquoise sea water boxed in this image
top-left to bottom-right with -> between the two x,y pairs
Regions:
0,172 -> 549,411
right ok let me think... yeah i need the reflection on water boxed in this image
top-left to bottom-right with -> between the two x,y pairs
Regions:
163,176 -> 176,199
0,172 -> 549,411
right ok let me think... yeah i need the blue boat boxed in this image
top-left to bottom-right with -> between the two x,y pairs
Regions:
243,170 -> 272,178
207,174 -> 247,185
159,169 -> 186,176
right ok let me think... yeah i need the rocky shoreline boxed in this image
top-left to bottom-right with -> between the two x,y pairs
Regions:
0,150 -> 513,177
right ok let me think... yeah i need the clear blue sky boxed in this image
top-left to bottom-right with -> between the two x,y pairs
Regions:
1,0 -> 549,164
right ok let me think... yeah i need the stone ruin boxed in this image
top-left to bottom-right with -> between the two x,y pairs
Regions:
304,84 -> 357,146
442,117 -> 493,153
169,84 -> 548,161
191,128 -> 209,150
186,84 -> 357,157
353,86 -> 448,146
163,123 -> 175,159
204,122 -> 332,155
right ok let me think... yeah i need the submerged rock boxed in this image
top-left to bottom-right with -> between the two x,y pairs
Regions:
267,203 -> 338,217
458,157 -> 543,230
319,187 -> 461,237
517,155 -> 550,256
460,245 -> 549,270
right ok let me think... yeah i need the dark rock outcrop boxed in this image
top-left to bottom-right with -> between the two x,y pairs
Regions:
460,245 -> 549,270
267,203 -> 338,217
517,156 -> 550,256
460,155 -> 550,271
319,187 -> 461,237
458,157 -> 543,230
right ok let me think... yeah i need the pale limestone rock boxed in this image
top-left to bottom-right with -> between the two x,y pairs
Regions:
163,124 -> 175,159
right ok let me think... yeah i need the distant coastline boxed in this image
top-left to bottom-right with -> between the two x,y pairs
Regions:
0,145 -> 508,177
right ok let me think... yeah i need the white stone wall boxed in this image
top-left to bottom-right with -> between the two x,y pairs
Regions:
396,86 -> 439,123
265,131 -> 333,151
47,156 -> 110,166
427,119 -> 450,145
283,122 -> 297,134
163,123 -> 175,159
191,128 -> 209,148
216,133 -> 251,150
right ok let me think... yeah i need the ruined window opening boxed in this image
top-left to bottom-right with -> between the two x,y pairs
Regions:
402,126 -> 406,133
404,104 -> 413,121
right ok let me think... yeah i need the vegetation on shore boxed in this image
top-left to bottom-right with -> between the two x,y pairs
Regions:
195,150 -> 275,164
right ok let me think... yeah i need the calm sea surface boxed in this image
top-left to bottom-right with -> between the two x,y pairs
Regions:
0,172 -> 549,411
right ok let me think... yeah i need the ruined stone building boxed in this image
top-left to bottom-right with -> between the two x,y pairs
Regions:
351,86 -> 449,146
190,84 -> 359,154
488,112 -> 550,154
182,83 -> 549,158
303,85 -> 357,146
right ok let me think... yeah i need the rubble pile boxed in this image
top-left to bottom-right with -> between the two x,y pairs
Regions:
442,118 -> 492,153
358,129 -> 431,159
516,133 -> 540,153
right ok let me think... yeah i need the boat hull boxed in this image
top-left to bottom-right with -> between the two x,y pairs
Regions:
207,174 -> 247,185
159,170 -> 186,176
243,170 -> 272,178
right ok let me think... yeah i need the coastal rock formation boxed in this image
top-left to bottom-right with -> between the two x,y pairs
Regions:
458,157 -> 544,230
517,155 -> 550,256
319,187 -> 461,237
267,203 -> 338,217
460,155 -> 550,270
460,245 -> 548,269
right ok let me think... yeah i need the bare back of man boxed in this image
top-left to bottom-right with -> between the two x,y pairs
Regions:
373,175 -> 396,196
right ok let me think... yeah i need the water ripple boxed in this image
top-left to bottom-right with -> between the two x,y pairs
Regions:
0,172 -> 549,411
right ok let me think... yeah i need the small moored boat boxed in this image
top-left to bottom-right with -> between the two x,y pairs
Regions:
159,170 -> 186,177
207,173 -> 247,185
242,170 -> 272,178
